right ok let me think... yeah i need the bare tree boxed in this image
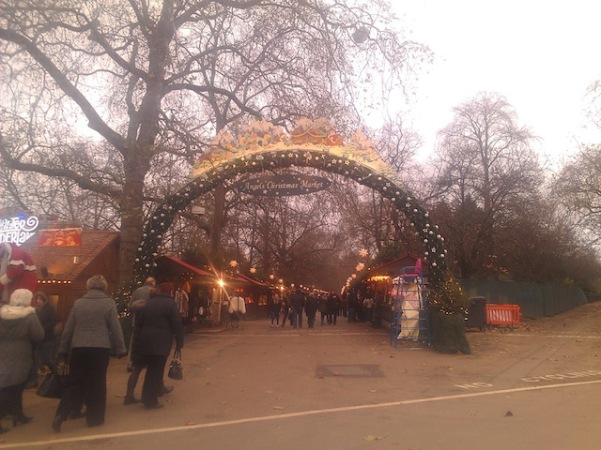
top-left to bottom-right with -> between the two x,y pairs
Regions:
328,116 -> 423,262
553,144 -> 601,246
430,92 -> 542,278
0,0 -> 430,283
229,191 -> 345,287
555,80 -> 601,246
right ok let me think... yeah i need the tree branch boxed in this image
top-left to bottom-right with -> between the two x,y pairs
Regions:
0,27 -> 127,153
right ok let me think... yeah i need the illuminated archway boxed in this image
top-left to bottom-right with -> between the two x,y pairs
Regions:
133,122 -> 462,320
134,124 -> 454,304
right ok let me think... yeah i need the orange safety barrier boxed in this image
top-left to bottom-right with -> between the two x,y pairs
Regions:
486,304 -> 521,327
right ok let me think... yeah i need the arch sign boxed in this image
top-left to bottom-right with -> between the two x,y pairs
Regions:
133,119 -> 467,341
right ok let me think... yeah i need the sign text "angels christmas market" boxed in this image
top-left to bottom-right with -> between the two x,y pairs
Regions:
236,173 -> 331,196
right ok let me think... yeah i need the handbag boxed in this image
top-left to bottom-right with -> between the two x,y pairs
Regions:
167,349 -> 183,380
37,358 -> 69,398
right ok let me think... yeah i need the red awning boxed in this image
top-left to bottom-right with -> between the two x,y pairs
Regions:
156,255 -> 216,278
235,273 -> 273,287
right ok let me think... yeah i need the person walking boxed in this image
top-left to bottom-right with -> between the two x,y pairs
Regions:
128,277 -> 156,369
0,289 -> 44,433
125,276 -> 173,405
305,291 -> 318,329
268,292 -> 281,327
26,291 -> 57,388
279,293 -> 290,327
52,275 -> 126,432
289,288 -> 305,328
137,282 -> 184,409
188,292 -> 199,324
318,293 -> 327,325
174,286 -> 189,324
347,289 -> 358,323
326,291 -> 339,325
227,293 -> 246,327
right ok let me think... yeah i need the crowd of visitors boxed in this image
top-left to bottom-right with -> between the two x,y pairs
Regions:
0,256 -> 406,438
265,287 -> 384,330
0,271 -> 185,436
266,288 -> 348,328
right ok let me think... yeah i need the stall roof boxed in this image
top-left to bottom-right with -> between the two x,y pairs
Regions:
23,230 -> 119,281
154,255 -> 255,288
236,273 -> 273,288
155,255 -> 215,279
366,254 -> 424,277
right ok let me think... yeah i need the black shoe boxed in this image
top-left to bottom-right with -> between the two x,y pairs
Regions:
123,396 -> 140,405
68,410 -> 85,420
87,421 -> 104,428
143,403 -> 164,410
52,415 -> 63,433
162,385 -> 174,394
0,426 -> 9,434
13,415 -> 32,426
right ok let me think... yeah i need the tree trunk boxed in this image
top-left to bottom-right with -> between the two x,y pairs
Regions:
118,157 -> 150,285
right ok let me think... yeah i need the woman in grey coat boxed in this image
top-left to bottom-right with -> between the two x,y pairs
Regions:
52,275 -> 126,432
0,289 -> 44,433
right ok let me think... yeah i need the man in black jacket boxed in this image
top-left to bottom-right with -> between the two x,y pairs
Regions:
289,288 -> 305,328
136,282 -> 184,409
304,291 -> 318,328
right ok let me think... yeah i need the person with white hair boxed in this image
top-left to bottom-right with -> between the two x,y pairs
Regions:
0,289 -> 44,433
51,275 -> 126,432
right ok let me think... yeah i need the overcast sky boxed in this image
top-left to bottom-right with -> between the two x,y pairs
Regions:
390,0 -> 601,169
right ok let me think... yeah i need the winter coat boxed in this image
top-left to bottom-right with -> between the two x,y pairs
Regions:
136,292 -> 184,356
290,291 -> 305,313
317,297 -> 327,313
228,296 -> 246,315
305,296 -> 318,317
58,289 -> 126,355
0,304 -> 44,388
268,295 -> 281,313
326,294 -> 339,314
36,301 -> 56,341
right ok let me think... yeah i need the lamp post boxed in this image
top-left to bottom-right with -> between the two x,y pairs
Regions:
216,277 -> 225,325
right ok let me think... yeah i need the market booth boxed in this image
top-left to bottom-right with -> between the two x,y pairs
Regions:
155,255 -> 228,325
153,255 -> 275,325
235,273 -> 276,319
349,254 -> 428,325
21,228 -> 121,325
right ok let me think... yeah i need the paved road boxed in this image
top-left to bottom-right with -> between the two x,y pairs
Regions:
1,304 -> 600,450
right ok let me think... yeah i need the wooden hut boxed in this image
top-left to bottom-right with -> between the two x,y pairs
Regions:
21,229 -> 120,325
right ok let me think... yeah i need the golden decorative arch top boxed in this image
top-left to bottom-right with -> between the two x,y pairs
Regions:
192,119 -> 402,186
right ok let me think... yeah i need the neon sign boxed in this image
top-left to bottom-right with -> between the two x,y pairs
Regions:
0,214 -> 39,246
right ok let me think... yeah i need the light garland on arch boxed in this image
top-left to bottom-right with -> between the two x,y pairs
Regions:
132,119 -> 460,312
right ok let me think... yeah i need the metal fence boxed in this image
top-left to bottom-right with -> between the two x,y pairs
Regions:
459,279 -> 588,318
